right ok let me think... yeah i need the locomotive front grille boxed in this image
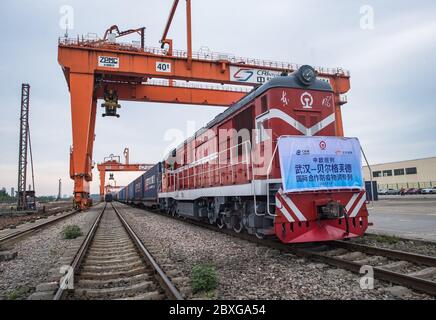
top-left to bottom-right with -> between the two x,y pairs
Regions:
317,201 -> 346,220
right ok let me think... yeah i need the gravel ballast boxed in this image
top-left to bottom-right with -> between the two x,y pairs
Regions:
117,204 -> 432,300
0,205 -> 101,300
351,233 -> 436,257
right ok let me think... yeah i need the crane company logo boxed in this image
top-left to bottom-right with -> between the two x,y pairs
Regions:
301,92 -> 314,109
233,69 -> 254,82
319,141 -> 327,150
230,66 -> 282,84
98,56 -> 119,68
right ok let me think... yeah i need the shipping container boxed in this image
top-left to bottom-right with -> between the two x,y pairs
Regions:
143,163 -> 161,202
134,175 -> 144,200
128,183 -> 135,202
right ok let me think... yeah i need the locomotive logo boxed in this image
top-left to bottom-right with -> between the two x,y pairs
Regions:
319,141 -> 327,150
301,92 -> 313,109
281,91 -> 289,106
233,69 -> 254,82
322,95 -> 332,108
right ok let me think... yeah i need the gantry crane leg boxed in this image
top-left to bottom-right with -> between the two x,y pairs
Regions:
99,169 -> 106,201
69,72 -> 96,209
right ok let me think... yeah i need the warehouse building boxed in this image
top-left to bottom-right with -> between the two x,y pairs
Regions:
363,157 -> 436,190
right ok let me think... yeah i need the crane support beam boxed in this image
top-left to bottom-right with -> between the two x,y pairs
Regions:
95,84 -> 245,106
160,0 -> 180,47
59,44 -> 350,93
69,72 -> 96,209
97,162 -> 153,201
186,0 -> 192,69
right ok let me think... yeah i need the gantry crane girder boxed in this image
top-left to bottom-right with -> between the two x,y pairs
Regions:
97,160 -> 153,201
59,5 -> 351,209
105,184 -> 123,195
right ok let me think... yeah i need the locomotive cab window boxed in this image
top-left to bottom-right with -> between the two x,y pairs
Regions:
233,105 -> 254,157
261,95 -> 268,114
256,119 -> 270,143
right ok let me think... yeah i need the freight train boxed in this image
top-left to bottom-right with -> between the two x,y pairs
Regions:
116,65 -> 368,243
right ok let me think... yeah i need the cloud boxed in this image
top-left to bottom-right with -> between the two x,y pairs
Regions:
0,1 -> 435,196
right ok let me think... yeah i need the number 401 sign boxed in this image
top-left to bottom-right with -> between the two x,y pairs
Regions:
156,62 -> 171,73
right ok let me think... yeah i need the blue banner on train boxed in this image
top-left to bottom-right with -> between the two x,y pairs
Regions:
278,136 -> 364,193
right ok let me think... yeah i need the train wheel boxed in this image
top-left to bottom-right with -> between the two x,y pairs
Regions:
255,231 -> 265,239
217,216 -> 225,229
233,220 -> 243,233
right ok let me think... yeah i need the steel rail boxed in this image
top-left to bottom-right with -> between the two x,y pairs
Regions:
112,203 -> 183,300
332,240 -> 436,267
0,208 -> 79,246
136,205 -> 436,297
53,203 -> 107,300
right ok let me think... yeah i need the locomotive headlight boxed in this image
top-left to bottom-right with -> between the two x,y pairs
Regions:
297,65 -> 316,85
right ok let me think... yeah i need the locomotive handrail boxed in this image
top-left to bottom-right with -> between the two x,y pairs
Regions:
266,142 -> 280,217
360,146 -> 375,208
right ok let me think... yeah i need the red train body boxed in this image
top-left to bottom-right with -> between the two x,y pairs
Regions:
123,66 -> 369,243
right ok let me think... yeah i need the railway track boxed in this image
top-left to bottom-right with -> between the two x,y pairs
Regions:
129,204 -> 436,297
54,203 -> 183,300
297,240 -> 436,296
0,207 -> 78,247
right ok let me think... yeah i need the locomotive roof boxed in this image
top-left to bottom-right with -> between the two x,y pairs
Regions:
205,71 -> 333,129
166,70 -> 333,157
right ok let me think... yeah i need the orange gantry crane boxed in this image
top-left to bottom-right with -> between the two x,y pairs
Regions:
97,148 -> 153,201
58,0 -> 351,209
105,184 -> 123,196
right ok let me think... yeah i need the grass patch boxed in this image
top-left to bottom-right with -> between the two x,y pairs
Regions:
374,234 -> 400,245
6,287 -> 28,300
191,264 -> 218,294
62,225 -> 83,239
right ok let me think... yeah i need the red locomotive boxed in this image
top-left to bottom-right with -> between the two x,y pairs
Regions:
121,65 -> 369,243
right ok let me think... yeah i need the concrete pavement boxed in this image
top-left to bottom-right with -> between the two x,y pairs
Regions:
367,197 -> 436,242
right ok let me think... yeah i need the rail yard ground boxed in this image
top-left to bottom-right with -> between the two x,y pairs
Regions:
0,199 -> 436,301
368,196 -> 436,242
0,207 -> 100,300
116,203 -> 435,300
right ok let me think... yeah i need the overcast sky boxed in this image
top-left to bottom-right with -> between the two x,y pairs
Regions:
0,0 -> 435,196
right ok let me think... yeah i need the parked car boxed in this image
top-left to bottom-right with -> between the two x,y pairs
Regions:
405,188 -> 421,195
378,189 -> 400,195
422,186 -> 436,194
385,188 -> 400,195
378,189 -> 388,195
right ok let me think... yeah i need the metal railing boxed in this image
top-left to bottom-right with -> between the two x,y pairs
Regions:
146,79 -> 252,93
377,181 -> 436,190
58,37 -> 350,77
164,141 -> 253,192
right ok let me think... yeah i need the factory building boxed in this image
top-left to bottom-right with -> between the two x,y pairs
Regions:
363,157 -> 436,190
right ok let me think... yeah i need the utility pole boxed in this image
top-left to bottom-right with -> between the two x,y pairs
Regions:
57,179 -> 62,201
17,83 -> 36,211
